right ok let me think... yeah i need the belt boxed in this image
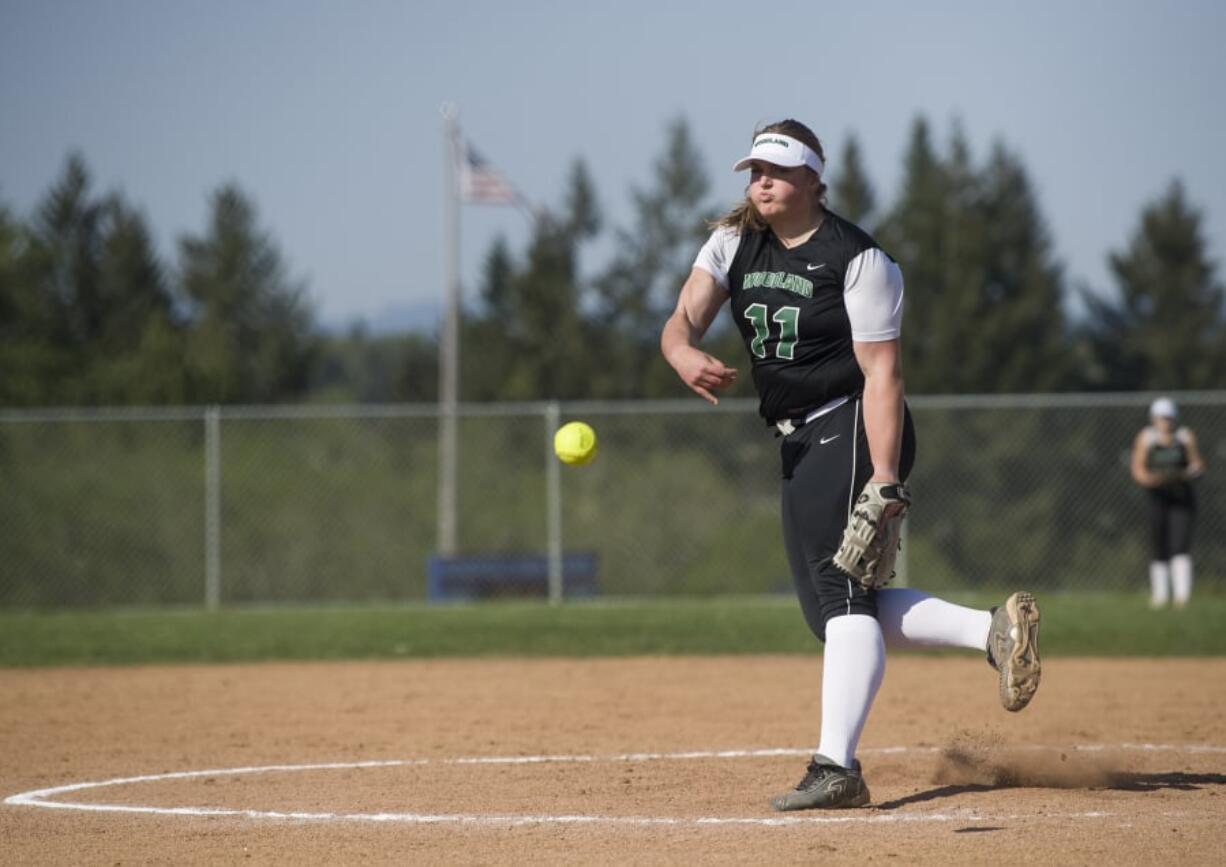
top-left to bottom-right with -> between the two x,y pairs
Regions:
774,395 -> 851,436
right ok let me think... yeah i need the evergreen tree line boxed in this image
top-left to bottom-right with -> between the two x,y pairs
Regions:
0,156 -> 316,406
2,117 -> 1224,408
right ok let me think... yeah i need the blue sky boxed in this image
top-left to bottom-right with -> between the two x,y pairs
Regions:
3,0 -> 1224,330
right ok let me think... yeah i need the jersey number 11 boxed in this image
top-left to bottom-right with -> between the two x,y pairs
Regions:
744,303 -> 799,360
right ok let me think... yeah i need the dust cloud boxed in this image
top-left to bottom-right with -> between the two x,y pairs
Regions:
933,731 -> 1129,789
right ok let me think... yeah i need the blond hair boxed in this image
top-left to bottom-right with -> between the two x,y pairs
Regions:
714,119 -> 829,232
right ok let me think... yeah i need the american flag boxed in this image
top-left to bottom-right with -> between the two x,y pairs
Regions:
460,144 -> 519,205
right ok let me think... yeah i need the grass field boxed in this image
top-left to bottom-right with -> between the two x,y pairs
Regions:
1,592 -> 1224,667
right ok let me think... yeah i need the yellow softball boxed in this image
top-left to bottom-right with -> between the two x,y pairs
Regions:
554,421 -> 598,466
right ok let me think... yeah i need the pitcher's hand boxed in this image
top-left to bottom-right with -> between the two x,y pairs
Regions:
670,346 -> 737,404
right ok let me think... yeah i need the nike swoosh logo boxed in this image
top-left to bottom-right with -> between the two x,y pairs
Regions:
820,435 -> 840,444
806,263 -> 826,271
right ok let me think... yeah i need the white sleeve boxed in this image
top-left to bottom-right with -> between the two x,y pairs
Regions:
692,227 -> 741,290
844,248 -> 904,342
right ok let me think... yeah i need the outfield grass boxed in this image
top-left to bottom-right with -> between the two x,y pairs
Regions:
1,593 -> 1223,667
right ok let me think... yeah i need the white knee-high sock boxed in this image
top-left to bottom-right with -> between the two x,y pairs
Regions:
816,614 -> 885,769
1171,555 -> 1193,605
876,588 -> 992,651
1150,560 -> 1171,606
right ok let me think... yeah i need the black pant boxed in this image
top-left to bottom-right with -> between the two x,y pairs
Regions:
1148,489 -> 1196,559
780,399 -> 917,643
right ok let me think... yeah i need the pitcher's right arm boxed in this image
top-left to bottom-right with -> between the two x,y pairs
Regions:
661,267 -> 737,404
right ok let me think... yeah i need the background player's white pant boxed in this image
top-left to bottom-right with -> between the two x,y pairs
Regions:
1150,560 -> 1171,606
1171,554 -> 1193,606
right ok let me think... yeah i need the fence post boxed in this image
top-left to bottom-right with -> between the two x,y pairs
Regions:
895,516 -> 909,588
545,401 -> 563,605
204,406 -> 222,611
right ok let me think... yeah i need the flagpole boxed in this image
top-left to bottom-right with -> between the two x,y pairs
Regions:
437,103 -> 461,557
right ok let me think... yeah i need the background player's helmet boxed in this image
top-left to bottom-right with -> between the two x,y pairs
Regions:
1150,396 -> 1178,419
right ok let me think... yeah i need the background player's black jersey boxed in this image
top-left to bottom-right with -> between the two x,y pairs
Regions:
726,212 -> 886,423
1144,427 -> 1195,503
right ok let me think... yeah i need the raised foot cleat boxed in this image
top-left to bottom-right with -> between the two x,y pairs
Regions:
987,591 -> 1042,712
770,753 -> 870,811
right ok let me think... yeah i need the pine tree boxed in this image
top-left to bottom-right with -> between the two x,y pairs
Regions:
478,235 -> 515,322
466,159 -> 602,400
876,124 -> 1074,591
563,159 -> 601,240
875,118 -> 954,393
595,117 -> 715,398
14,156 -> 188,404
598,117 -> 710,334
29,154 -> 104,365
96,198 -> 171,348
967,141 -> 1071,391
0,203 -> 67,405
83,195 -> 190,403
1082,180 -> 1226,389
830,134 -> 876,227
876,119 -> 1070,393
179,185 -> 317,403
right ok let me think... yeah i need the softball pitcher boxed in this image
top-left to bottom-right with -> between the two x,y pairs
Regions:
661,118 -> 1042,811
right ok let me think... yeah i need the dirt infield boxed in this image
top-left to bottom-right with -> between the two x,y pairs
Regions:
3,656 -> 1225,865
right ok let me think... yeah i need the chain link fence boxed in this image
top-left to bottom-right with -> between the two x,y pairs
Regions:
1,393 -> 1223,610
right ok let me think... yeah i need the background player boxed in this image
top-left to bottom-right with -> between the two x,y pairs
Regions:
660,118 -> 1042,811
1130,396 -> 1206,609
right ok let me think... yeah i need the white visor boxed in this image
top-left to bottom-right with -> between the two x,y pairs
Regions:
733,132 -> 825,176
1150,396 -> 1177,419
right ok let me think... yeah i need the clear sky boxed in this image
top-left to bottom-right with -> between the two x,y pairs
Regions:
3,0 -> 1224,330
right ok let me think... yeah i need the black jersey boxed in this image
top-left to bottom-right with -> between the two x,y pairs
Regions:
1145,435 -> 1188,474
706,212 -> 896,424
1143,426 -> 1194,502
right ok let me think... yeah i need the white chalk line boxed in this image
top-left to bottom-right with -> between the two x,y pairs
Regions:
4,743 -> 1223,829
